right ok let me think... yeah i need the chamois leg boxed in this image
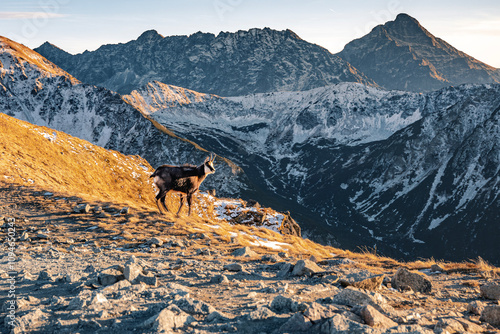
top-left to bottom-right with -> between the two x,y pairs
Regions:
187,193 -> 194,216
156,190 -> 169,214
176,194 -> 186,217
159,191 -> 170,214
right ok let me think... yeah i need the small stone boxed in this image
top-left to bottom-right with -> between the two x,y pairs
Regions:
303,302 -> 338,322
196,248 -> 211,255
278,252 -> 288,258
291,259 -> 323,276
64,273 -> 80,283
121,231 -> 133,240
89,292 -> 108,305
271,295 -> 294,313
352,275 -> 385,291
136,273 -> 158,286
261,254 -> 282,263
68,291 -> 92,310
391,267 -> 432,294
7,309 -> 49,332
120,207 -> 130,214
74,203 -> 91,213
431,264 -> 445,272
98,268 -> 125,286
210,274 -> 229,284
332,287 -> 389,313
207,310 -> 231,322
231,246 -> 257,257
248,306 -> 275,321
279,313 -> 312,333
124,263 -> 143,282
20,231 -> 29,241
480,305 -> 500,326
467,300 -> 485,315
37,270 -> 54,281
359,305 -> 397,328
277,263 -> 293,278
36,233 -> 49,239
456,318 -> 484,333
148,237 -> 163,247
223,263 -> 243,272
435,318 -> 465,333
270,295 -> 306,314
174,297 -> 216,315
480,283 -> 500,300
320,314 -> 373,333
143,305 -> 195,332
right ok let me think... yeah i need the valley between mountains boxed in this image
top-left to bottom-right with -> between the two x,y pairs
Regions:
1,113 -> 500,334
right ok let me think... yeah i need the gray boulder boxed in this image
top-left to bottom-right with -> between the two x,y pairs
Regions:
480,282 -> 500,300
391,267 -> 432,294
480,305 -> 500,326
292,259 -> 323,276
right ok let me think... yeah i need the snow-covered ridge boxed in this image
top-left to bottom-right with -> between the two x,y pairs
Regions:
126,82 -> 424,151
0,36 -> 78,84
123,81 -> 217,115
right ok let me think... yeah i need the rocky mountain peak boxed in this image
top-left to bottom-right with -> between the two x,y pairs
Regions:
338,13 -> 500,92
383,13 -> 438,47
136,29 -> 164,42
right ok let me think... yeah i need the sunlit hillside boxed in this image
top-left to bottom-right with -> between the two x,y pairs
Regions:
0,112 -> 155,209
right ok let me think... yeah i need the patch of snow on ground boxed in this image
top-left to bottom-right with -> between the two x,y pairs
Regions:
199,193 -> 285,234
249,236 -> 290,250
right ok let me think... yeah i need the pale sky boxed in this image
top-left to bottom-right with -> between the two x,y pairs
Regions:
1,0 -> 499,67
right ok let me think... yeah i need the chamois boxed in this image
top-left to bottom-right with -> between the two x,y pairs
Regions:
150,154 -> 216,216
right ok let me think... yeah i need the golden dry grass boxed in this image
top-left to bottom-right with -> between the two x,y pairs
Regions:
0,113 -> 156,210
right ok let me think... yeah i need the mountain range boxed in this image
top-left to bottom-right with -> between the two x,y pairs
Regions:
34,28 -> 373,96
35,14 -> 499,95
2,13 -> 499,264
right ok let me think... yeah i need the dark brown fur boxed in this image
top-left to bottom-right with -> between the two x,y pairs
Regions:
150,155 -> 215,216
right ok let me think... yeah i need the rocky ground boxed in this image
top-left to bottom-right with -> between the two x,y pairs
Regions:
1,182 -> 500,334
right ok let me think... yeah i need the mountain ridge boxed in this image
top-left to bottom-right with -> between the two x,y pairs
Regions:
34,14 -> 500,95
34,27 -> 375,96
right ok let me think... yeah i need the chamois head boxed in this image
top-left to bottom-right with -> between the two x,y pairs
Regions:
203,153 -> 216,175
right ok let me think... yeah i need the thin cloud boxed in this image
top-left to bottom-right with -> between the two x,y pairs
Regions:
0,11 -> 67,20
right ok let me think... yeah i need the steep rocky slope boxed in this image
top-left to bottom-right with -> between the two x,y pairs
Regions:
34,28 -> 374,96
125,81 -> 500,264
338,13 -> 500,92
